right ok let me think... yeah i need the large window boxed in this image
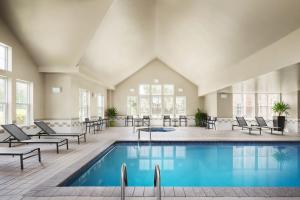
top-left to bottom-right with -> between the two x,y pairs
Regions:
257,94 -> 280,119
0,77 -> 8,124
127,96 -> 138,116
175,96 -> 186,116
163,96 -> 174,115
0,43 -> 11,71
79,88 -> 90,121
16,80 -> 32,125
97,95 -> 104,117
233,93 -> 281,119
233,93 -> 255,118
151,96 -> 162,117
128,84 -> 186,117
139,96 -> 150,116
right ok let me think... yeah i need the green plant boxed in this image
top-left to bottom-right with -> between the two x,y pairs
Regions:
272,101 -> 290,116
195,108 -> 207,127
105,107 -> 118,119
105,107 -> 118,126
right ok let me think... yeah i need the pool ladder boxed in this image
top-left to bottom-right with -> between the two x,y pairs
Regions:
120,163 -> 161,200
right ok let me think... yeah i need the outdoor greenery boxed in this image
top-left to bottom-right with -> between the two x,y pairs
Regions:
272,101 -> 290,116
195,108 -> 207,127
105,107 -> 118,126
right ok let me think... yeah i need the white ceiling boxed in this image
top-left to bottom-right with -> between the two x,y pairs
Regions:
1,0 -> 300,94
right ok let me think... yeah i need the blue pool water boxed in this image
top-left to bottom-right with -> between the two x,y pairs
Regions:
65,141 -> 300,187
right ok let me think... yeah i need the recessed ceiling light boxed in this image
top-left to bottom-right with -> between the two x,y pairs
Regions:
154,79 -> 159,83
129,88 -> 135,92
178,88 -> 183,92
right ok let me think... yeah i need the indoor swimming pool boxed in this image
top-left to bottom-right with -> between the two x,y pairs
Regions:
63,141 -> 300,187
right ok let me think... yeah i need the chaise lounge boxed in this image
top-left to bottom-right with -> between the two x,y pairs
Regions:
233,117 -> 262,135
1,124 -> 69,154
255,116 -> 284,135
0,147 -> 41,169
34,121 -> 86,144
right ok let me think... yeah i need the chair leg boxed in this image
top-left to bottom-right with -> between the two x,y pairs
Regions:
38,148 -> 41,162
56,143 -> 59,154
66,139 -> 69,150
20,155 -> 24,170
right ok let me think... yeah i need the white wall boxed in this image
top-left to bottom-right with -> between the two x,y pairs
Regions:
44,73 -> 107,120
203,92 -> 217,117
0,17 -> 44,123
112,59 -> 200,116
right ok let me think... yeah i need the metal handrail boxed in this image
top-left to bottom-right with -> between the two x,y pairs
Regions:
121,163 -> 128,200
154,165 -> 161,200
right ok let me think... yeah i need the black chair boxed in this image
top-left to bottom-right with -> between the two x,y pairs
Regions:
179,115 -> 187,127
233,117 -> 261,135
163,115 -> 171,126
95,117 -> 104,131
1,124 -> 68,154
255,117 -> 283,135
142,116 -> 150,126
125,115 -> 134,126
84,118 -> 97,134
34,121 -> 86,144
207,116 -> 217,130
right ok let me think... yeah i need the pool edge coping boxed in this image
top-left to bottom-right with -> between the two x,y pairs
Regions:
25,139 -> 300,197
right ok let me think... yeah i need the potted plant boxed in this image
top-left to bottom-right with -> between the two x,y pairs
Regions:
105,107 -> 118,127
195,108 -> 208,127
272,101 -> 290,132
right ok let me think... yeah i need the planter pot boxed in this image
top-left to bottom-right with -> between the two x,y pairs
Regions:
273,116 -> 285,131
109,120 -> 116,127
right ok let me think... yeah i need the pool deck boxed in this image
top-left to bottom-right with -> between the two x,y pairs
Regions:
1,126 -> 300,200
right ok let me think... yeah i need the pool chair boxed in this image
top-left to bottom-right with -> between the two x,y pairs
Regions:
163,115 -> 171,126
233,117 -> 261,135
179,115 -> 188,127
0,147 -> 41,169
84,118 -> 97,133
1,124 -> 69,154
142,116 -> 151,126
207,116 -> 217,130
125,115 -> 133,126
34,121 -> 87,144
255,117 -> 284,135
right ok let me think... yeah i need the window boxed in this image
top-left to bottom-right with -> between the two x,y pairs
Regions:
97,95 -> 104,117
233,93 -> 255,118
163,96 -> 174,115
0,43 -> 11,71
127,96 -> 138,116
0,77 -> 8,124
151,85 -> 161,95
79,88 -> 90,121
151,96 -> 162,117
163,85 -> 174,95
257,94 -> 280,119
16,80 -> 32,125
139,84 -> 150,95
129,84 -> 184,117
139,96 -> 150,116
175,96 -> 186,116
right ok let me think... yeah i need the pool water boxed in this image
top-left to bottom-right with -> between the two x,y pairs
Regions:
66,141 -> 300,187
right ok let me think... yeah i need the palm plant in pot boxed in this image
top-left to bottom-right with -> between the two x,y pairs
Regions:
272,101 -> 290,132
195,108 -> 208,127
105,107 -> 118,127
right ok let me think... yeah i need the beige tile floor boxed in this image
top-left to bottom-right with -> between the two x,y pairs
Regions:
0,127 -> 300,200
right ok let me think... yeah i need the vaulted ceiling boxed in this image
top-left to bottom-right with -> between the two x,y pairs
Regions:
0,0 -> 300,95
